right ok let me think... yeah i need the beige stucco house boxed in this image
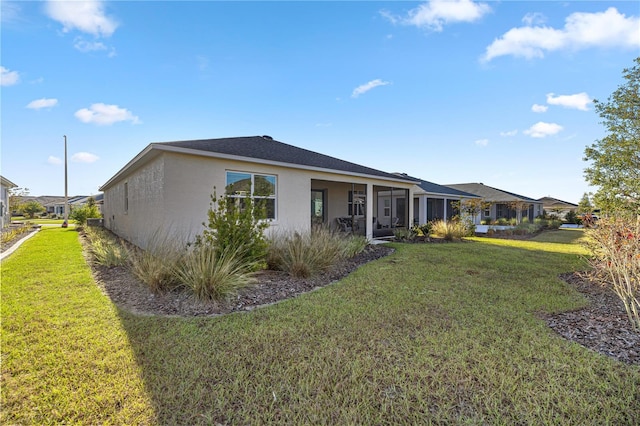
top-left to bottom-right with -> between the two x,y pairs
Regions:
99,136 -> 418,249
1,176 -> 17,228
445,183 -> 544,224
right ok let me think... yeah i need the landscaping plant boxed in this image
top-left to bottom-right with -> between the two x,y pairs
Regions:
267,227 -> 364,278
69,200 -> 102,227
128,229 -> 184,293
195,189 -> 269,269
431,219 -> 472,241
585,216 -> 640,329
173,245 -> 257,301
83,226 -> 129,267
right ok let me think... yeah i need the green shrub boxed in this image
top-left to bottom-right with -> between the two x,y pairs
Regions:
496,218 -> 508,226
129,230 -> 183,293
412,223 -> 432,237
173,245 -> 256,301
394,227 -> 417,242
195,189 -> 269,270
70,204 -> 102,226
340,234 -> 368,258
267,227 -> 349,278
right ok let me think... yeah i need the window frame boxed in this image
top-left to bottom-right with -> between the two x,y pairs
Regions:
225,170 -> 277,220
348,190 -> 366,216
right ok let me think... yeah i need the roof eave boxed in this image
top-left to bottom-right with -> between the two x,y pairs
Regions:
136,144 -> 418,185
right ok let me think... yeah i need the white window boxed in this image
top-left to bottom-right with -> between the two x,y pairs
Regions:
226,171 -> 276,219
348,190 -> 366,216
383,199 -> 391,217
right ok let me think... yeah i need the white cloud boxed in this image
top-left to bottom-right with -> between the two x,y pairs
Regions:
75,103 -> 140,125
482,7 -> 640,62
522,12 -> 546,26
475,138 -> 489,146
351,79 -> 390,98
45,0 -> 118,37
524,122 -> 563,138
546,92 -> 592,111
383,0 -> 491,32
71,152 -> 99,163
1,1 -> 22,23
531,104 -> 548,113
47,156 -> 63,165
74,37 -> 106,52
26,98 -> 58,110
1,66 -> 20,86
500,129 -> 518,137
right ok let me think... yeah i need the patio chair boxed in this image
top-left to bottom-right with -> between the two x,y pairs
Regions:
336,217 -> 352,233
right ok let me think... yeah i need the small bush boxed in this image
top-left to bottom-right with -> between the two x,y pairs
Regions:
83,227 -> 129,267
195,189 -> 269,270
267,227 -> 353,278
394,227 -> 417,242
412,223 -> 432,237
129,230 -> 183,293
174,245 -> 256,301
70,204 -> 102,227
340,235 -> 368,258
584,217 -> 639,330
431,220 -> 472,241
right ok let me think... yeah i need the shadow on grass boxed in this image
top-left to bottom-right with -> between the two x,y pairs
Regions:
112,241 -> 638,425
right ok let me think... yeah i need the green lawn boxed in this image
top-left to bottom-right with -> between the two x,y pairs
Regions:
2,228 -> 639,424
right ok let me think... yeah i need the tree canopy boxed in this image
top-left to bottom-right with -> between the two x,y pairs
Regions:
584,57 -> 640,217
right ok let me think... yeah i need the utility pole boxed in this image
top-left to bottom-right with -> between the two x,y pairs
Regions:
62,135 -> 69,228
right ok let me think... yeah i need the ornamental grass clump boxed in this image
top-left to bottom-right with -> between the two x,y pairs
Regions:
267,227 -> 355,278
431,219 -> 472,241
83,226 -> 129,267
584,216 -> 640,329
173,245 -> 257,301
128,229 -> 183,293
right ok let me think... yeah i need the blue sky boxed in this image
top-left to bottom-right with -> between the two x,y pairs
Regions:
2,1 -> 638,204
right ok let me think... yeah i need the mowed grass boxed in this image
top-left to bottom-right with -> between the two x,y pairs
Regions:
1,228 -> 156,424
2,228 -> 639,424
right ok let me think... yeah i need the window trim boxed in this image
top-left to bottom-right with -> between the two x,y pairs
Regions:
225,170 -> 277,220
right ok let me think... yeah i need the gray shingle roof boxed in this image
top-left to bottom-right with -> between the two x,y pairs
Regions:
395,173 -> 479,197
159,136 -> 418,182
445,183 -> 538,203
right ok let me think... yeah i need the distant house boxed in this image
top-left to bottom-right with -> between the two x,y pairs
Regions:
99,136 -> 418,248
1,176 -> 17,228
394,174 -> 481,225
445,183 -> 543,223
538,196 -> 578,219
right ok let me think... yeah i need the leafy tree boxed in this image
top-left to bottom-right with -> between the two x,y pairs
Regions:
8,187 -> 29,215
584,57 -> 640,218
22,200 -> 44,219
450,198 -> 490,223
577,192 -> 593,215
69,201 -> 102,226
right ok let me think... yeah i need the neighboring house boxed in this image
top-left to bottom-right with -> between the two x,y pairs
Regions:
445,183 -> 543,223
394,174 -> 481,225
538,196 -> 578,219
1,176 -> 17,228
99,136 -> 418,248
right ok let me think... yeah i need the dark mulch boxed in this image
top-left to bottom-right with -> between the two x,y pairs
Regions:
542,272 -> 639,365
90,243 -> 395,318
